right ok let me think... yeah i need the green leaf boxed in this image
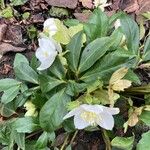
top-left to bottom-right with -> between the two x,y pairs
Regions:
84,9 -> 109,42
81,48 -> 136,83
1,85 -> 20,104
48,57 -> 66,80
140,111 -> 150,126
142,12 -> 150,20
66,31 -> 83,72
53,19 -> 70,45
12,131 -> 25,150
10,0 -> 28,6
0,102 -> 16,117
78,37 -> 113,73
66,80 -> 86,96
137,131 -> 150,150
13,117 -> 40,133
124,69 -> 141,84
39,74 -> 65,93
0,78 -> 21,92
64,19 -> 80,27
39,89 -> 71,132
14,63 -> 38,84
111,136 -> 134,150
14,53 -> 29,68
66,145 -> 72,150
35,132 -> 48,149
119,14 -> 140,55
142,36 -> 150,61
0,6 -> 13,18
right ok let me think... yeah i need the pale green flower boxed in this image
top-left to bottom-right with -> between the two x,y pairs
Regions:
63,104 -> 119,130
94,0 -> 111,11
24,101 -> 38,117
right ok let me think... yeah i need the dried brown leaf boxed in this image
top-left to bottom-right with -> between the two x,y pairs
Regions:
0,42 -> 26,55
79,0 -> 93,9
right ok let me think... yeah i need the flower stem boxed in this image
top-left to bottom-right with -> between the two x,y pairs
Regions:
102,129 -> 111,150
60,134 -> 69,150
70,130 -> 78,145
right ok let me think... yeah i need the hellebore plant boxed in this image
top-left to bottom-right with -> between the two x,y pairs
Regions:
0,8 -> 150,150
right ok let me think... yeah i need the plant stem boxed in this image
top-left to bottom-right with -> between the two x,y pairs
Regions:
60,134 -> 69,150
102,129 -> 111,150
70,130 -> 78,145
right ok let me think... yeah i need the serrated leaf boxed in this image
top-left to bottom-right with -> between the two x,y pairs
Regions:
137,131 -> 150,150
119,14 -> 140,55
111,136 -> 134,150
0,78 -> 21,92
1,85 -> 20,104
81,48 -> 136,83
66,31 -> 83,72
84,9 -> 109,42
39,89 -> 71,132
109,67 -> 128,84
14,63 -> 38,84
39,75 -> 65,93
13,117 -> 40,133
78,37 -> 113,73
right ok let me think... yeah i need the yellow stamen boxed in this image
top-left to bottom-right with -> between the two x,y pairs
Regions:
43,51 -> 49,57
80,111 -> 100,126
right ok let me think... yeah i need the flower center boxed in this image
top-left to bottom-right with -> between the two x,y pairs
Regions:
80,111 -> 99,126
43,51 -> 49,57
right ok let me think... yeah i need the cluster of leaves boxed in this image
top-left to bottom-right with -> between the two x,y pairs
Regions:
0,9 -> 150,149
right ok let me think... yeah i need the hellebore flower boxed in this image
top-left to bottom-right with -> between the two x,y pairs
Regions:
94,0 -> 111,11
43,18 -> 57,37
63,104 -> 119,130
36,37 -> 62,70
24,101 -> 38,117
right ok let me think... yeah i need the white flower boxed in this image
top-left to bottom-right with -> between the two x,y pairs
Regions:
36,37 -> 62,70
63,104 -> 119,130
114,19 -> 121,29
94,0 -> 111,11
43,18 -> 57,37
24,101 -> 37,117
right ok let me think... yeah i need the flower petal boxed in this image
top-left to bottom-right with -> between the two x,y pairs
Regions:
80,104 -> 103,114
44,18 -> 57,36
102,106 -> 120,115
63,107 -> 81,120
38,38 -> 56,52
74,113 -> 90,129
37,51 -> 57,70
97,112 -> 114,130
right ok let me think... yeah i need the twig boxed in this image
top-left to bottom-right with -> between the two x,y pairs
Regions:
70,130 -> 78,145
101,129 -> 111,150
60,134 -> 69,150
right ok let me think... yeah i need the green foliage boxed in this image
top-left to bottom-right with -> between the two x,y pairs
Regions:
10,0 -> 28,6
39,89 -> 71,132
111,136 -> 134,150
0,6 -> 13,18
137,131 -> 150,150
1,9 -> 150,150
